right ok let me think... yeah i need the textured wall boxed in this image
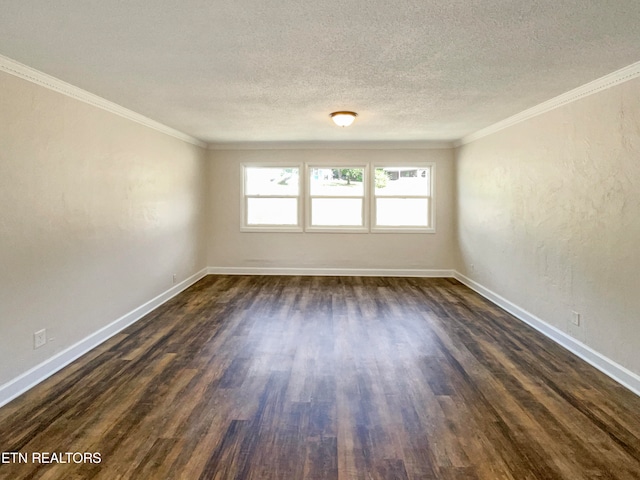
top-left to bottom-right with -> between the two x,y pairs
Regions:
456,78 -> 640,375
207,148 -> 457,270
0,71 -> 208,387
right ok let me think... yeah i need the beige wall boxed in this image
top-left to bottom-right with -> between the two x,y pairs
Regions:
207,148 -> 457,271
3,57 -> 638,397
0,71 -> 208,387
456,78 -> 640,375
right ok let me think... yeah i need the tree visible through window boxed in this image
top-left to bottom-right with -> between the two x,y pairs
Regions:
241,163 -> 434,233
308,166 -> 366,229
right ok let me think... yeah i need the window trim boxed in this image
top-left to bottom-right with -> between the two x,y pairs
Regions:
370,163 -> 436,233
240,163 -> 303,232
239,162 -> 436,234
305,164 -> 369,233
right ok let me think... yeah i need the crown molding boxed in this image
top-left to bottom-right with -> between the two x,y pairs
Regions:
0,54 -> 207,148
207,140 -> 454,150
6,51 -> 638,152
455,61 -> 640,147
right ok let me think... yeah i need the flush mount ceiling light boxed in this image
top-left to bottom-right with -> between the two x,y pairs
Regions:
330,111 -> 358,127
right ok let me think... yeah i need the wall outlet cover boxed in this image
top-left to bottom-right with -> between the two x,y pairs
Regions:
571,311 -> 581,326
34,329 -> 47,349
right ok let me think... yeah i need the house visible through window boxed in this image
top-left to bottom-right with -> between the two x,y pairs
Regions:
372,165 -> 434,232
241,162 -> 434,233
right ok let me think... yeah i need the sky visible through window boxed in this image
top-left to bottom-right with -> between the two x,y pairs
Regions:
244,166 -> 431,229
245,167 -> 299,226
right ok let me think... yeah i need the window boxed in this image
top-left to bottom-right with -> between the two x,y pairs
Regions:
240,162 -> 435,233
241,165 -> 302,231
306,166 -> 367,232
372,164 -> 434,232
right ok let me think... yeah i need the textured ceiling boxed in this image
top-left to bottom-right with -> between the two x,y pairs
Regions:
1,1 -> 640,144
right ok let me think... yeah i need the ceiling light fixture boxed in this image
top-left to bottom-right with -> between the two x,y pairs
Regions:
330,111 -> 358,127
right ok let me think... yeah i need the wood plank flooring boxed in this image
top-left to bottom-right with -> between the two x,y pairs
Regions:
1,275 -> 639,479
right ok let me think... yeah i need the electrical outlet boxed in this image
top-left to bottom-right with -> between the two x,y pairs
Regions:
34,329 -> 47,349
571,311 -> 581,326
172,274 -> 177,284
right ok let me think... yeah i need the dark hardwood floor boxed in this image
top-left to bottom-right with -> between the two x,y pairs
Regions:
1,275 -> 639,479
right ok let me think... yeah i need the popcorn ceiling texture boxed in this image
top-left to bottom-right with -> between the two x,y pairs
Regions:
0,0 -> 639,143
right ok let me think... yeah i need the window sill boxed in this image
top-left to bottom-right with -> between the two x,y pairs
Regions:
304,226 -> 369,234
370,227 -> 436,234
240,226 -> 303,233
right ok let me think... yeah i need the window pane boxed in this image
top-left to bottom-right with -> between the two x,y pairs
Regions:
247,198 -> 298,225
375,167 -> 430,196
309,168 -> 364,196
311,198 -> 363,226
376,198 -> 429,227
245,167 -> 299,196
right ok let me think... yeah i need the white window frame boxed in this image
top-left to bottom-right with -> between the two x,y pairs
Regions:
305,164 -> 369,233
371,163 -> 435,233
240,163 -> 303,232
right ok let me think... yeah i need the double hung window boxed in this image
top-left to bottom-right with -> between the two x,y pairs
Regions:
307,166 -> 367,232
241,165 -> 302,231
372,165 -> 434,232
241,162 -> 434,233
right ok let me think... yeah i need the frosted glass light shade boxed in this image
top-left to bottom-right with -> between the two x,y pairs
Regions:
330,111 -> 358,127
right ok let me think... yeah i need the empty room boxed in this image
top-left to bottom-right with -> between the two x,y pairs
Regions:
1,1 -> 639,479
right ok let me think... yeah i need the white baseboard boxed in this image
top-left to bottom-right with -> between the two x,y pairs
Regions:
3,267 -> 637,407
208,266 -> 456,277
0,268 -> 208,408
454,271 -> 640,397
